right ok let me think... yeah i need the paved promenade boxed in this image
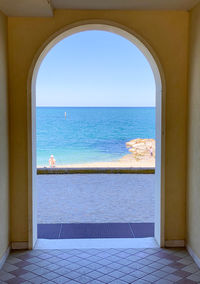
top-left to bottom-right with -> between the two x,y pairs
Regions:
37,174 -> 155,224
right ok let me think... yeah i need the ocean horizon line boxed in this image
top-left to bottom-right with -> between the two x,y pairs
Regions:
36,106 -> 156,108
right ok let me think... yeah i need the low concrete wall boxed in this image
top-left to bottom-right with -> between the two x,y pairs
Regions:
37,167 -> 155,174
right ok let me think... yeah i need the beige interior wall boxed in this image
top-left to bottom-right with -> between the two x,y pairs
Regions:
187,2 -> 200,258
0,10 -> 9,259
7,10 -> 189,243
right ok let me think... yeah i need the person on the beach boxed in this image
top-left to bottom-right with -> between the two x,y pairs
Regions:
49,155 -> 56,167
149,146 -> 153,156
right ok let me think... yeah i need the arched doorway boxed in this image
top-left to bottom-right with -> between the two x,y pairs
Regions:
28,21 -> 165,249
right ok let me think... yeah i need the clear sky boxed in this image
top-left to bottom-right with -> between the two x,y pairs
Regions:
36,30 -> 156,107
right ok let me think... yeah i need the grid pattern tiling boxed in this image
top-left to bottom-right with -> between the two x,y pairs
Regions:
0,248 -> 200,283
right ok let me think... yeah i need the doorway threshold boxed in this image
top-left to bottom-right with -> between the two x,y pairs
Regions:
35,237 -> 158,249
38,223 -> 154,239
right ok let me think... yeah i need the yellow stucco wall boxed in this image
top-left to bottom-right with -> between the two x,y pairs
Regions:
0,11 -> 9,259
7,10 -> 189,243
187,2 -> 200,258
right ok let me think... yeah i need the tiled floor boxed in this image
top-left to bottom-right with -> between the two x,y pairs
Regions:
0,248 -> 200,283
37,223 -> 154,239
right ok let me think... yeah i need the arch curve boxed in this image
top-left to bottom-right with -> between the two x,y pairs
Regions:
27,20 -> 165,249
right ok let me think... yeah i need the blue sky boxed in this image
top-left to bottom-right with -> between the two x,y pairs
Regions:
36,31 -> 155,107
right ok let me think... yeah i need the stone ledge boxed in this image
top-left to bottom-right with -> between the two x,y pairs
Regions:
37,167 -> 155,174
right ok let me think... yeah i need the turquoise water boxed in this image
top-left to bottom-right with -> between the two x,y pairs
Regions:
36,107 -> 155,166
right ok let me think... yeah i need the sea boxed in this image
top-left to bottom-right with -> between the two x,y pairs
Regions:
36,107 -> 155,166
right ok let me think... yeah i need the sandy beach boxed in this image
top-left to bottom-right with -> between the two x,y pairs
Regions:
38,154 -> 155,169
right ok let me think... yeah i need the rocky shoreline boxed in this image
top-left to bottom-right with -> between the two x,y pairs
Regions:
38,139 -> 155,169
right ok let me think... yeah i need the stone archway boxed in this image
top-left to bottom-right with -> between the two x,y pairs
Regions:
27,20 -> 166,249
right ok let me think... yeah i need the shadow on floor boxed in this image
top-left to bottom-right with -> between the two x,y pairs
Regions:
38,223 -> 154,239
